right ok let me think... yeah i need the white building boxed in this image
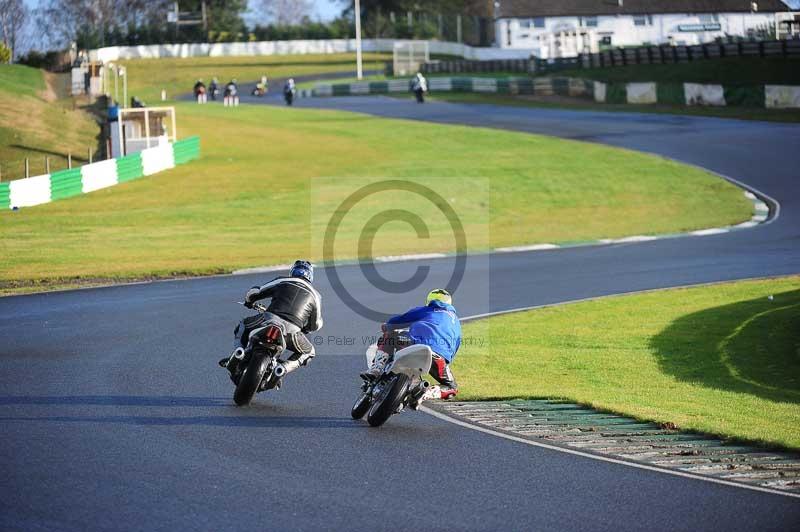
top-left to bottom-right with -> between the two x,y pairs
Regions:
493,0 -> 793,58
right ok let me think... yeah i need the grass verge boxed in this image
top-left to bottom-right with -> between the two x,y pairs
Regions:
118,53 -> 391,103
0,99 -> 753,290
453,276 -> 800,450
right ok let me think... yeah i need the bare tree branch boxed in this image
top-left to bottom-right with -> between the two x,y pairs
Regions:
0,0 -> 28,58
258,0 -> 313,26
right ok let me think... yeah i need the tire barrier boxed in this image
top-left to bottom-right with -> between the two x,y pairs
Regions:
304,76 -> 800,110
0,136 -> 200,211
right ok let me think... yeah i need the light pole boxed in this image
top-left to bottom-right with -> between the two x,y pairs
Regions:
355,0 -> 363,80
121,66 -> 127,108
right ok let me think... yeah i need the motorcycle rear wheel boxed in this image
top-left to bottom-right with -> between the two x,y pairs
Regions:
367,373 -> 410,427
233,351 -> 269,406
351,391 -> 372,420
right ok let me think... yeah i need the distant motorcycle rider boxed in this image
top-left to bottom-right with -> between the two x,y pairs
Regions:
225,78 -> 238,97
411,72 -> 427,103
284,78 -> 296,105
362,289 -> 460,401
220,260 -> 323,378
209,77 -> 219,100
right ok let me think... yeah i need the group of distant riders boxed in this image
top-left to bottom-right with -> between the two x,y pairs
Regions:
193,75 -> 297,105
192,72 -> 430,106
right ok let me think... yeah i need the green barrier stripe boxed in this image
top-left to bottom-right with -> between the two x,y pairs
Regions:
451,78 -> 473,92
173,136 -> 201,165
116,153 -> 143,183
0,182 -> 9,209
723,85 -> 765,107
606,83 -> 627,104
369,81 -> 388,93
49,168 -> 83,200
656,83 -> 686,105
552,78 -> 570,96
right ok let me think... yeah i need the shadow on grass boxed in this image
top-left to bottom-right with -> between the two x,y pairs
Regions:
9,144 -> 89,163
651,289 -> 800,404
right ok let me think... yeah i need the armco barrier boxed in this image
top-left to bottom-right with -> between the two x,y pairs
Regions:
2,136 -> 200,211
307,76 -> 800,110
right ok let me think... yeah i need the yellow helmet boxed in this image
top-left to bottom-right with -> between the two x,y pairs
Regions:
426,288 -> 452,305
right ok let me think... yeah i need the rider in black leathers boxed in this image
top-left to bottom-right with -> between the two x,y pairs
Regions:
220,260 -> 323,377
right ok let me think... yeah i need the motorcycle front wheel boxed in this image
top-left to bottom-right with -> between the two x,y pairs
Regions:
351,391 -> 372,420
233,351 -> 269,406
367,373 -> 410,427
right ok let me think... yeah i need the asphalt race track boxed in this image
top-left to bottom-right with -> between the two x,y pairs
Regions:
2,95 -> 800,531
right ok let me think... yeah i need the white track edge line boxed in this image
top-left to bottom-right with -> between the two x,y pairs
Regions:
421,406 -> 800,500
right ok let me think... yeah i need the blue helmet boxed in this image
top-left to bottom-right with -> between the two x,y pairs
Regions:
290,260 -> 314,283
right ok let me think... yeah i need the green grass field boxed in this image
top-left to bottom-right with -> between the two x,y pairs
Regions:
118,53 -> 391,103
1,55 -> 755,292
453,276 -> 800,450
0,99 -> 753,291
0,65 -> 100,179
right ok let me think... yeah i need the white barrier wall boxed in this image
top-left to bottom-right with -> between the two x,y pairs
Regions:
765,85 -> 800,109
594,82 -> 607,103
626,83 -> 657,104
9,174 -> 51,209
684,83 -> 726,106
90,39 -> 533,62
141,144 -> 176,176
81,159 -> 118,193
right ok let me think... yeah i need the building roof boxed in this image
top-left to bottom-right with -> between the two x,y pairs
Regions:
494,0 -> 790,18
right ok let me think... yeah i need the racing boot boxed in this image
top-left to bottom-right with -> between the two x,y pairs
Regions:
420,384 -> 442,402
360,350 -> 390,381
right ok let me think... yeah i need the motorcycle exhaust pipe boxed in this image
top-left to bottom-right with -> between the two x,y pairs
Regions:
272,364 -> 286,378
233,347 -> 246,360
410,381 -> 429,401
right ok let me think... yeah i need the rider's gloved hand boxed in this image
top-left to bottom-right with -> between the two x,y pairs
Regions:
244,286 -> 260,308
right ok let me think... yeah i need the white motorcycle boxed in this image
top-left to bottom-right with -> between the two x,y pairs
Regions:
351,330 -> 432,427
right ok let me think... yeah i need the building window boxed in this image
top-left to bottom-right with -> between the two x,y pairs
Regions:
519,19 -> 532,29
583,16 -> 598,27
633,15 -> 652,26
698,14 -> 719,23
533,17 -> 545,28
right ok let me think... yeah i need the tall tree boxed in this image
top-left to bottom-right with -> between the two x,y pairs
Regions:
0,0 -> 28,59
37,0 -> 171,48
258,0 -> 313,26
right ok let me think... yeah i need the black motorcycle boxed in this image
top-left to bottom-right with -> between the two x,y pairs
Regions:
227,302 -> 290,406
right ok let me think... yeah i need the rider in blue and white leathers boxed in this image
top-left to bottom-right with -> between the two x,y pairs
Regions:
363,289 -> 461,400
